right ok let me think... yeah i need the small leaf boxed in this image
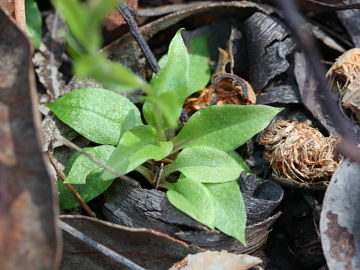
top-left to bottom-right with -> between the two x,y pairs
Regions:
166,177 -> 215,229
172,105 -> 283,152
143,91 -> 178,131
205,181 -> 247,245
164,146 -> 244,183
158,34 -> 211,95
58,145 -> 115,209
102,125 -> 173,180
25,0 -> 42,49
187,35 -> 211,94
143,29 -> 189,128
65,145 -> 115,184
47,88 -> 142,145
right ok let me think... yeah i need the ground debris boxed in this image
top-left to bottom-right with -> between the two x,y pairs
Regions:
169,250 -> 262,270
327,48 -> 360,122
259,120 -> 341,188
184,73 -> 256,111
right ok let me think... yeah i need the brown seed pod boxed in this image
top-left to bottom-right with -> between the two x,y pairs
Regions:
259,120 -> 342,190
184,73 -> 256,111
327,48 -> 360,121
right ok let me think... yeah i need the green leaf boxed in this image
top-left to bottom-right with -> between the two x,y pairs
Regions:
26,0 -> 42,49
187,35 -> 211,94
143,29 -> 189,128
166,177 -> 215,229
47,88 -> 142,145
58,145 -> 115,209
205,181 -> 247,245
65,145 -> 115,184
164,146 -> 244,183
158,34 -> 210,95
228,151 -> 252,173
74,54 -> 149,92
172,105 -> 283,152
102,125 -> 173,180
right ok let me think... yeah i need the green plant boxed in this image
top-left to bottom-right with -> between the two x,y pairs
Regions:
50,0 -> 282,244
26,0 -> 42,49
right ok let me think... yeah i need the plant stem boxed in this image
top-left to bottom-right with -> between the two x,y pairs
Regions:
48,148 -> 96,217
118,3 -> 160,73
57,135 -> 140,187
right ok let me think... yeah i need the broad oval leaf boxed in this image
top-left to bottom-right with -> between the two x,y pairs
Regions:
47,88 -> 142,145
65,145 -> 115,184
166,177 -> 215,229
58,145 -> 115,209
144,29 -> 189,129
164,146 -> 244,183
102,125 -> 173,180
205,181 -> 247,245
172,105 -> 283,152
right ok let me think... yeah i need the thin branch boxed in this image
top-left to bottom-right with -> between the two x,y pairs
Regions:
277,0 -> 360,162
48,148 -> 96,217
58,220 -> 146,270
118,3 -> 160,73
56,135 -> 140,187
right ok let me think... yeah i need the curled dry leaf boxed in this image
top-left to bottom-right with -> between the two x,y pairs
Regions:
0,9 -> 60,269
259,120 -> 341,189
169,250 -> 262,270
327,48 -> 360,121
184,73 -> 256,111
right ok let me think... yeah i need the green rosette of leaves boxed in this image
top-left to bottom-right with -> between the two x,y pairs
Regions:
50,0 -> 283,245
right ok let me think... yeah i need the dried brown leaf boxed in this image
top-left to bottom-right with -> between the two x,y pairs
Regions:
0,10 -> 60,270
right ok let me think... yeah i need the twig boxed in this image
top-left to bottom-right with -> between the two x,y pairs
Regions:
154,162 -> 164,190
277,0 -> 360,162
117,3 -> 160,73
48,148 -> 97,217
58,220 -> 146,270
56,135 -> 140,187
14,0 -> 26,31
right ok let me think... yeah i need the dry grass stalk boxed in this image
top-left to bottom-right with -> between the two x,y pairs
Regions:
259,120 -> 341,183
